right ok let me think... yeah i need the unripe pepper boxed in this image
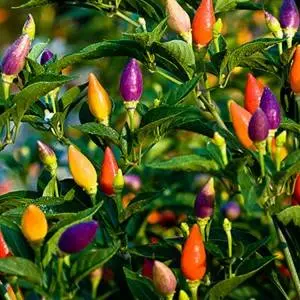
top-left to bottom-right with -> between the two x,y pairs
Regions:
119,58 -> 143,110
228,100 -> 255,150
68,145 -> 98,196
244,73 -> 264,114
166,0 -> 192,44
22,14 -> 35,40
37,140 -> 57,174
0,231 -> 10,258
290,45 -> 300,94
88,73 -> 112,125
1,34 -> 31,77
99,147 -> 118,196
194,177 -> 215,219
21,205 -> 48,244
192,0 -> 216,49
181,224 -> 206,281
260,87 -> 281,130
58,220 -> 98,253
152,260 -> 177,296
248,108 -> 270,142
40,49 -> 54,65
264,11 -> 284,39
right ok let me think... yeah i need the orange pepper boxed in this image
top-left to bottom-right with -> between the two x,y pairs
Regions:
88,73 -> 112,125
192,0 -> 216,49
181,224 -> 206,281
68,145 -> 98,196
99,147 -> 118,195
21,205 -> 48,244
244,73 -> 264,114
228,100 -> 256,150
290,45 -> 300,94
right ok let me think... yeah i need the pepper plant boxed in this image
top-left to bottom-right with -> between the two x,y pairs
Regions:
0,0 -> 300,299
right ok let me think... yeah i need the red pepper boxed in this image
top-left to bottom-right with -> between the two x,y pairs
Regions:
244,73 -> 264,114
0,231 -> 10,258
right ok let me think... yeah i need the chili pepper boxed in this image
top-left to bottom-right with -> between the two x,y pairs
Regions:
290,45 -> 300,94
40,49 -> 54,65
1,34 -> 31,77
21,204 -> 48,244
99,147 -> 118,196
22,14 -> 35,40
228,100 -> 255,150
58,220 -> 98,254
264,11 -> 283,39
124,174 -> 141,192
113,168 -> 124,192
179,290 -> 189,300
260,87 -> 281,130
181,224 -> 206,281
244,73 -> 264,114
292,174 -> 300,205
90,268 -> 103,299
166,0 -> 192,43
37,140 -> 57,174
192,0 -> 216,49
119,58 -> 143,110
88,73 -> 112,125
221,201 -> 241,221
248,108 -> 270,142
6,284 -> 18,300
194,177 -> 215,219
152,260 -> 177,297
0,231 -> 10,258
68,145 -> 98,196
279,0 -> 299,47
142,258 -> 154,279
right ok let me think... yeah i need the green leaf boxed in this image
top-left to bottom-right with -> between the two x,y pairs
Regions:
28,42 -> 48,61
281,118 -> 300,134
70,241 -> 120,282
0,257 -> 42,284
0,191 -> 39,203
205,256 -> 274,300
146,155 -> 219,172
123,267 -> 160,300
14,0 -> 55,8
277,206 -> 300,227
215,0 -> 237,13
42,176 -> 57,197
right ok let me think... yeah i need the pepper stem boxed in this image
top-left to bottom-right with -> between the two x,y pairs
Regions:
165,293 -> 175,300
267,129 -> 276,154
197,217 -> 210,242
255,141 -> 266,177
187,280 -> 200,300
223,218 -> 233,278
127,109 -> 135,133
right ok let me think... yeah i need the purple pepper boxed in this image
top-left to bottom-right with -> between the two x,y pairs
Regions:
58,220 -> 98,254
119,58 -> 143,108
279,0 -> 300,31
248,108 -> 270,142
221,201 -> 241,221
194,177 -> 215,219
260,87 -> 281,130
124,174 -> 141,191
1,34 -> 31,76
40,49 -> 54,65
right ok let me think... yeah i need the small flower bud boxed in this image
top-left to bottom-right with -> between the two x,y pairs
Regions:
264,11 -> 283,38
248,108 -> 270,142
223,218 -> 232,232
152,261 -> 177,296
194,177 -> 215,219
221,201 -> 241,221
22,14 -> 35,40
58,221 -> 98,254
21,204 -> 48,244
40,49 -> 54,65
37,140 -> 57,174
1,34 -> 31,76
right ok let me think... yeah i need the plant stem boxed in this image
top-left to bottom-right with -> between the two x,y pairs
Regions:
274,219 -> 300,299
115,11 -> 139,27
278,43 -> 283,56
2,79 -> 12,143
156,68 -> 182,85
223,218 -> 233,278
165,293 -> 174,300
57,257 -> 64,296
255,141 -> 266,177
197,217 -> 209,242
187,280 -> 200,300
127,109 -> 135,133
214,38 -> 220,53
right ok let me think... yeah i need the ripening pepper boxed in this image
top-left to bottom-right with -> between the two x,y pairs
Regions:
22,14 -> 35,40
248,108 -> 270,142
37,140 -> 57,174
228,100 -> 255,150
194,177 -> 215,218
179,290 -> 190,300
181,224 -> 206,281
279,0 -> 299,44
290,45 -> 300,94
260,87 -> 281,130
58,220 -> 98,254
142,258 -> 154,279
1,34 -> 31,77
40,49 -> 54,65
152,260 -> 177,296
21,204 -> 48,244
166,0 -> 192,43
264,11 -> 283,39
68,145 -> 98,196
192,0 -> 216,49
0,231 -> 10,258
292,174 -> 300,205
221,201 -> 241,221
119,58 -> 143,110
99,147 -> 118,196
244,73 -> 264,114
88,73 -> 112,125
